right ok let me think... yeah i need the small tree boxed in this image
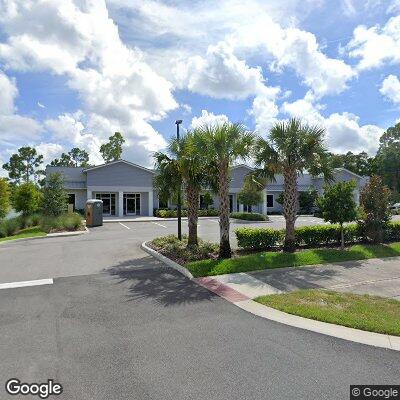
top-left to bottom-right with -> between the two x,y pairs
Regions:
42,173 -> 68,216
317,181 -> 358,249
13,183 -> 42,216
238,178 -> 262,211
299,189 -> 318,214
0,178 -> 11,219
359,175 -> 391,243
201,192 -> 214,209
100,132 -> 125,163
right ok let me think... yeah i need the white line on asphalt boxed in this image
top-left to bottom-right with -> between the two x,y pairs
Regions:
207,219 -> 219,223
152,222 -> 167,228
119,222 -> 131,230
0,278 -> 53,290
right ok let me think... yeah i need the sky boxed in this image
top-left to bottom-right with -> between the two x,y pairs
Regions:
0,0 -> 400,174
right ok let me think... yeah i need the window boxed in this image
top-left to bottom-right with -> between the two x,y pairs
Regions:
267,194 -> 274,208
243,204 -> 252,213
95,193 -> 116,215
68,194 -> 75,208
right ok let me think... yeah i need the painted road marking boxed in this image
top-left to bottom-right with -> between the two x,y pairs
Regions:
0,278 -> 53,290
119,222 -> 131,230
152,222 -> 167,228
207,219 -> 219,223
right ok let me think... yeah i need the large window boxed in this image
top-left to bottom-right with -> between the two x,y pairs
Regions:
95,193 -> 116,216
267,194 -> 274,208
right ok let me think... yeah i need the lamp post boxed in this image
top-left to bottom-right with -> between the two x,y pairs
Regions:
175,119 -> 183,240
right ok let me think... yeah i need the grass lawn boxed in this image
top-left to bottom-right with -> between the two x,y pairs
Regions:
255,290 -> 400,336
186,242 -> 400,277
0,226 -> 46,243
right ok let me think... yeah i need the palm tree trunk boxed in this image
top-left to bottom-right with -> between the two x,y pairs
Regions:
186,185 -> 199,247
218,159 -> 231,258
283,166 -> 298,252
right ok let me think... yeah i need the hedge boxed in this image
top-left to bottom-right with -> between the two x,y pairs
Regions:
235,227 -> 285,250
154,208 -> 219,218
230,212 -> 268,221
236,221 -> 400,251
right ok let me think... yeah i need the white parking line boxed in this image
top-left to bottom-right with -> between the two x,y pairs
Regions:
207,219 -> 219,223
119,222 -> 131,230
152,222 -> 167,228
0,278 -> 53,290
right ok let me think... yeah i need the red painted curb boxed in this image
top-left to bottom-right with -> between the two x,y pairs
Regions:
194,277 -> 250,302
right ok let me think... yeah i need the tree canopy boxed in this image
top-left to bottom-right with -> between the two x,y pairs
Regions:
2,147 -> 44,184
100,132 -> 125,163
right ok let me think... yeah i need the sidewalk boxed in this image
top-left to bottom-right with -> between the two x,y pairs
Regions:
206,256 -> 400,299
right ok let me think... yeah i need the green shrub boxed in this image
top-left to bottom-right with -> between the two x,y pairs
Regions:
235,227 -> 284,250
154,208 -> 218,218
295,225 -> 340,247
151,234 -> 218,263
230,212 -> 267,221
385,221 -> 400,242
13,182 -> 42,216
236,224 -> 366,251
0,217 -> 21,237
40,212 -> 82,233
0,178 -> 10,219
42,172 -> 68,216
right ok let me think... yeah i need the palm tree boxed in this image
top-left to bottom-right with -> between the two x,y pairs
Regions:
253,118 -> 332,252
196,122 -> 255,258
154,132 -> 208,246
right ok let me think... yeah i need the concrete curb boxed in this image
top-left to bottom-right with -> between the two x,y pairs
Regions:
46,226 -> 89,238
0,227 -> 89,245
141,241 -> 194,279
234,299 -> 400,352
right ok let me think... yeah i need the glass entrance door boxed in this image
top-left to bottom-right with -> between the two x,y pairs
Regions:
126,197 -> 135,215
102,198 -> 111,215
123,193 -> 141,215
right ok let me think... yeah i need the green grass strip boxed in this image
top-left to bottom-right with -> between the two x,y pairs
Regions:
0,226 -> 46,243
186,242 -> 400,277
255,289 -> 400,336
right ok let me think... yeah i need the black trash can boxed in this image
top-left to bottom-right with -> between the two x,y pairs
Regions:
86,199 -> 103,227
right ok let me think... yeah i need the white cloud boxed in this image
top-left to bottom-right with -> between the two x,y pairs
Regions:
190,110 -> 229,129
35,142 -> 63,165
387,0 -> 400,13
181,104 -> 192,114
0,70 -> 18,115
380,74 -> 400,104
111,0 -> 354,99
0,70 -> 42,146
249,94 -> 280,134
347,16 -> 400,70
281,96 -> 383,154
263,28 -> 356,98
176,41 -> 276,100
0,0 -> 176,165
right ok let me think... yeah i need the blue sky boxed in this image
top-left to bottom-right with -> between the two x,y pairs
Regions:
0,0 -> 399,173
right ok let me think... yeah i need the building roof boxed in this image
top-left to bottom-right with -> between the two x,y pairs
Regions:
83,159 -> 156,174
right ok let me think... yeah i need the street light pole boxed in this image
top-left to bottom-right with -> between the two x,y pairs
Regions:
175,119 -> 183,240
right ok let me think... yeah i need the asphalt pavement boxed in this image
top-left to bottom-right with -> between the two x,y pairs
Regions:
0,216 -> 400,399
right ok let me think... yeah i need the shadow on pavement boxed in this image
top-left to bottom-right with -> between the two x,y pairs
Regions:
103,255 -> 216,307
